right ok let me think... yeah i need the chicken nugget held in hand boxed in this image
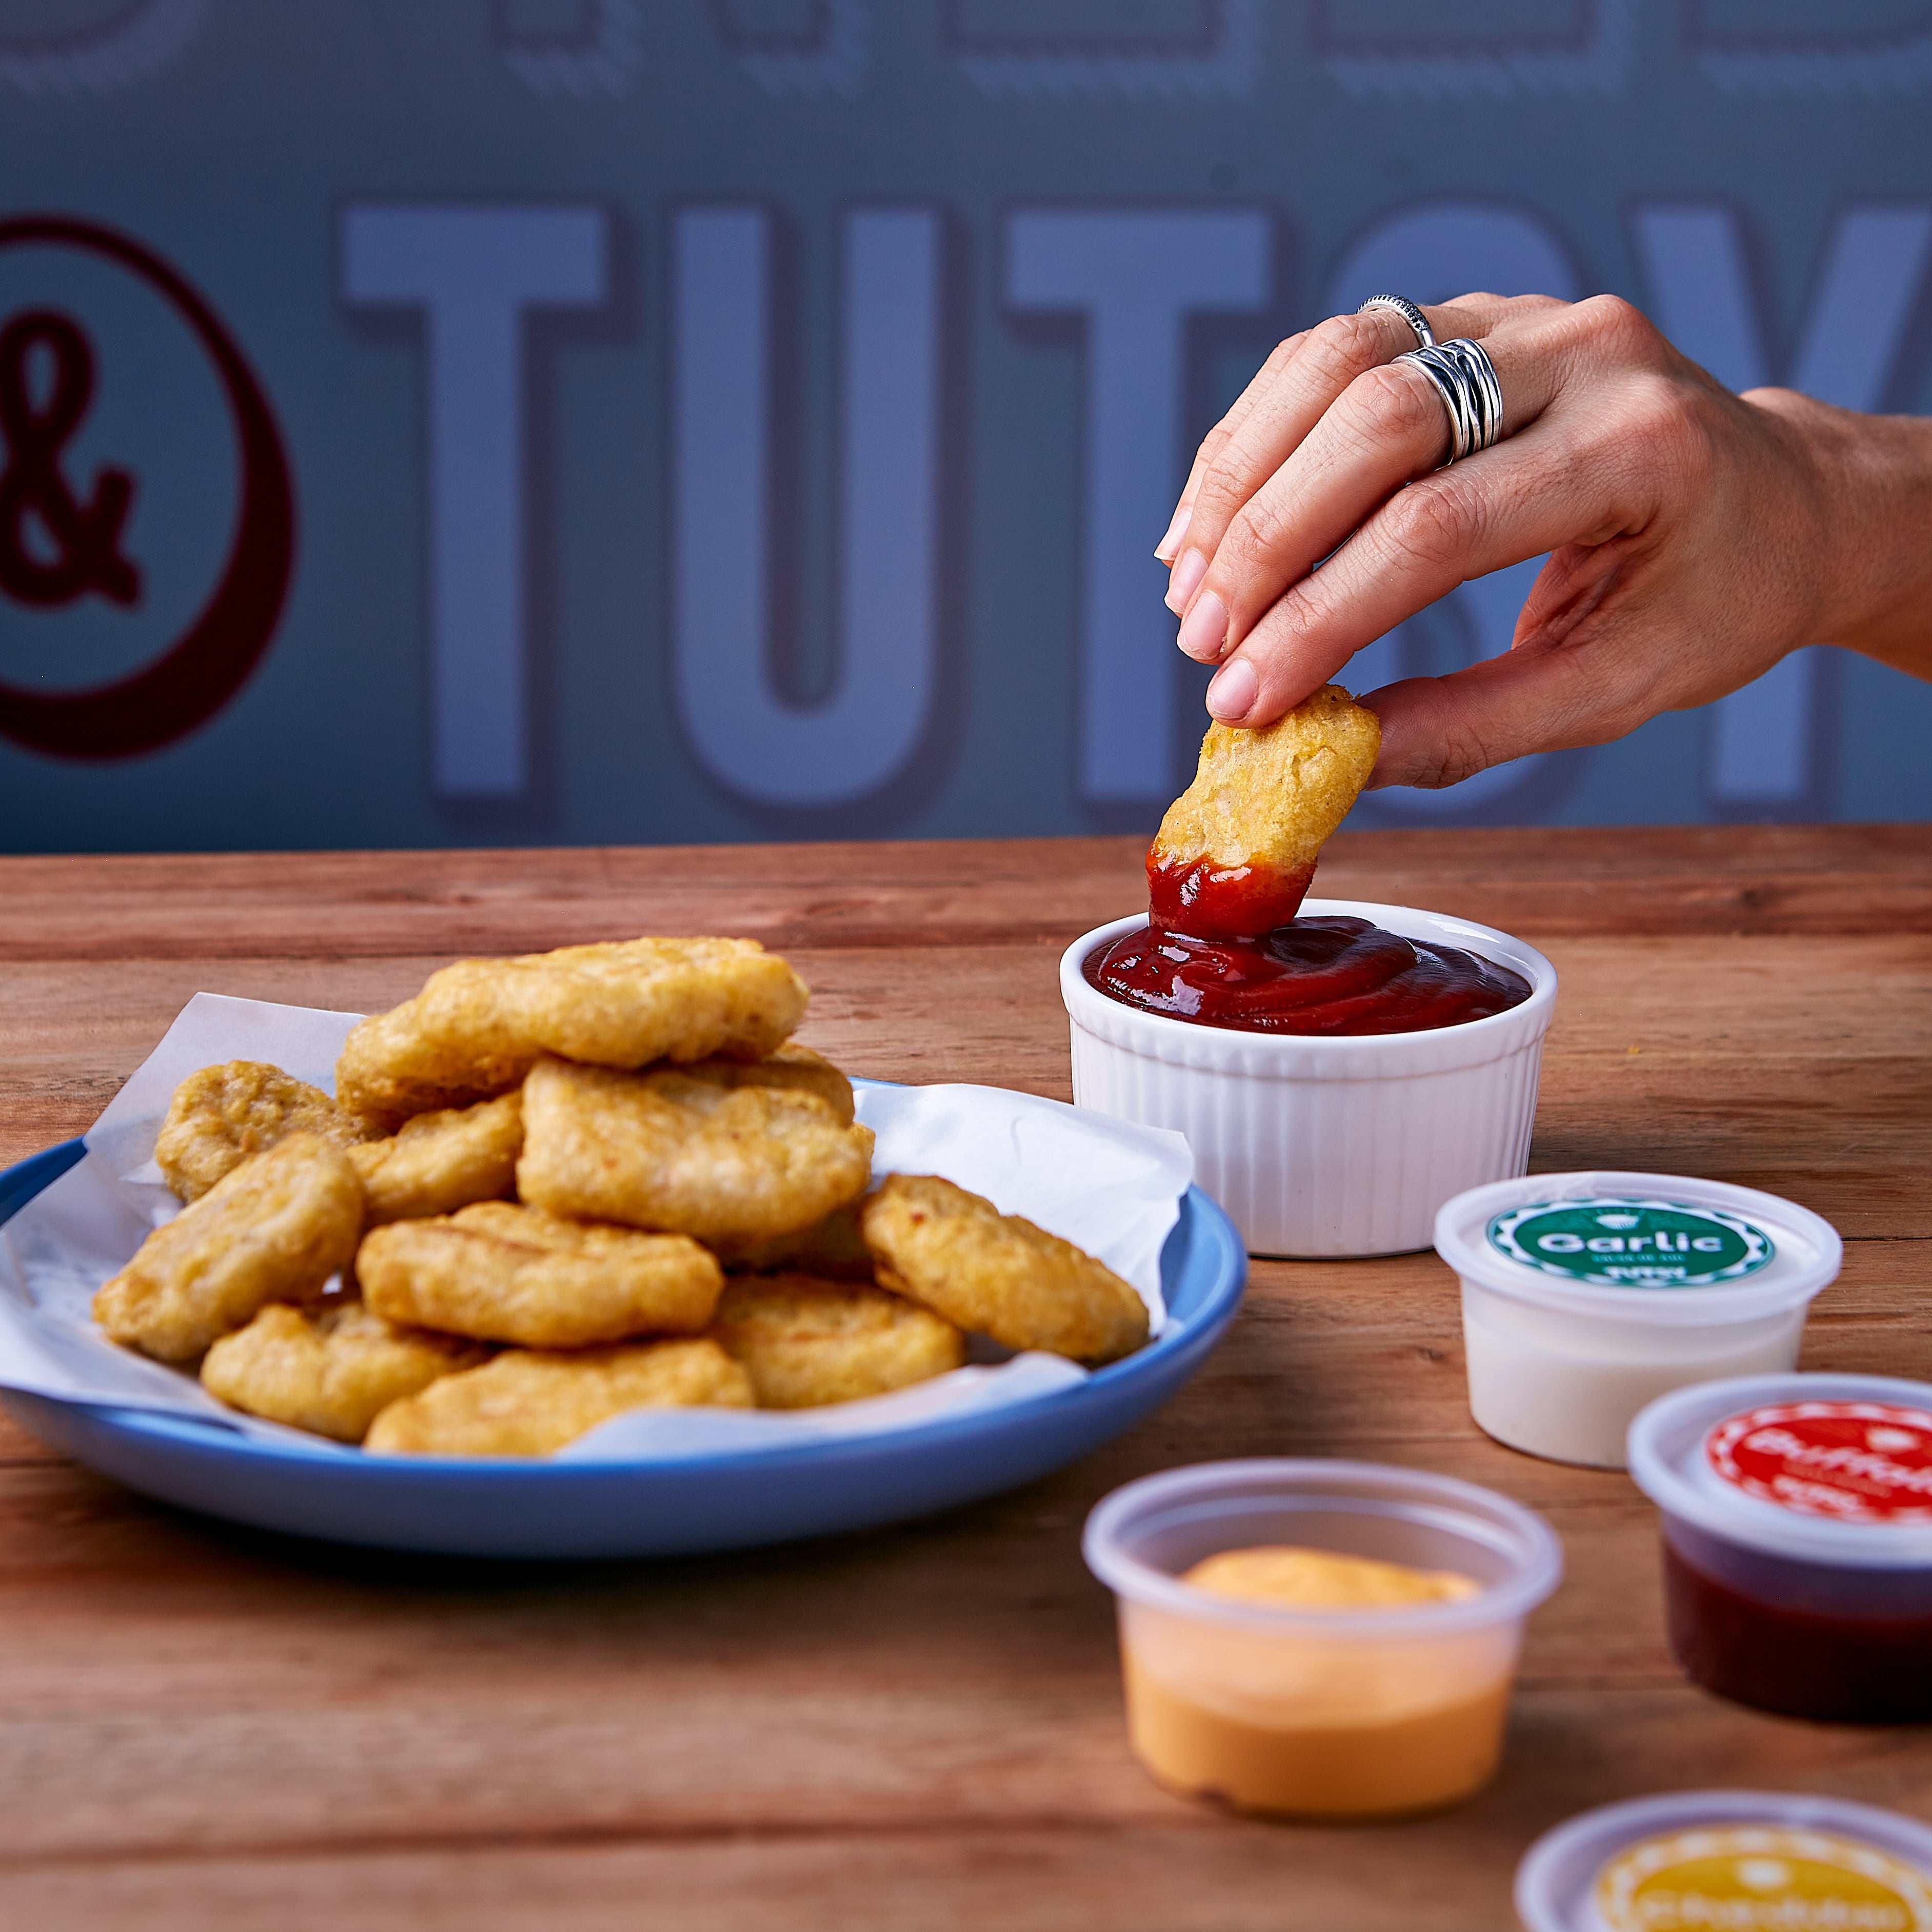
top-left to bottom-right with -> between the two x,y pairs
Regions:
202,1301 -> 488,1443
860,1173 -> 1149,1366
1149,684 -> 1380,939
517,1058 -> 874,1245
709,1273 -> 964,1408
357,1201 -> 724,1349
155,1060 -> 374,1203
94,1133 -> 365,1362
336,936 -> 811,1129
363,1337 -> 755,1456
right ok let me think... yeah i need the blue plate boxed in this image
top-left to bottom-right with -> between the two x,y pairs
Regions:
0,1136 -> 1245,1558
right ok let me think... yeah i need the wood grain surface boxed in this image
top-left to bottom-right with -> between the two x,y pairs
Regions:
0,826 -> 1927,1931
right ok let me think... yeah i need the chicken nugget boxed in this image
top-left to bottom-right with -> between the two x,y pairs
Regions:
202,1301 -> 488,1443
93,1134 -> 365,1362
710,1272 -> 963,1408
336,937 -> 810,1128
707,1200 -> 874,1280
859,1173 -> 1149,1365
517,1058 -> 874,1245
357,1200 -> 723,1347
155,1060 -> 373,1203
363,1337 -> 754,1456
1148,685 -> 1380,938
349,1090 -> 523,1225
677,1041 -> 855,1125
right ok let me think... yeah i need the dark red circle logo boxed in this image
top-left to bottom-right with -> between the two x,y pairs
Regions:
0,215 -> 295,759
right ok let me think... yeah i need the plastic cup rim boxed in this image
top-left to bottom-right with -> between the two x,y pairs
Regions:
1436,1170 -> 1843,1330
1514,1786 -> 1932,1931
1059,902 -> 1558,1055
1081,1456 -> 1563,1641
1626,1371 -> 1932,1569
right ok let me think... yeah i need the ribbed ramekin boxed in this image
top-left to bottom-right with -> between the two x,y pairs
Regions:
1061,899 -> 1557,1259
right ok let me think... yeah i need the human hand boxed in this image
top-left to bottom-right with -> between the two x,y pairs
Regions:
1156,293 -> 1894,791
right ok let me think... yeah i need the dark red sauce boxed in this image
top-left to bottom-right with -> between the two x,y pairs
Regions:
1085,915 -> 1531,1037
1663,1538 -> 1932,1724
1146,851 -> 1315,941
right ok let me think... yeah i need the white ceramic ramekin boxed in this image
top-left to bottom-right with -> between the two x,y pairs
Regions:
1061,900 -> 1557,1258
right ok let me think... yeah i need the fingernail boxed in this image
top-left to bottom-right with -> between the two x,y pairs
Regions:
1164,547 -> 1207,616
1177,588 -> 1227,663
1205,656 -> 1257,722
1154,504 -> 1192,563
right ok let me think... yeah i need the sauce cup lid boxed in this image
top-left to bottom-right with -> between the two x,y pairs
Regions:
1081,1457 -> 1562,1641
1515,1788 -> 1932,1931
1435,1171 -> 1842,1327
1627,1372 -> 1932,1569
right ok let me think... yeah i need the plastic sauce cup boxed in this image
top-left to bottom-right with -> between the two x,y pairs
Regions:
1516,1787 -> 1932,1931
1082,1459 -> 1561,1820
1628,1372 -> 1932,1724
1436,1171 -> 1842,1469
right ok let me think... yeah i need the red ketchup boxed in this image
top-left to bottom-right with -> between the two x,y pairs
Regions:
1145,851 -> 1315,942
1088,855 -> 1530,1037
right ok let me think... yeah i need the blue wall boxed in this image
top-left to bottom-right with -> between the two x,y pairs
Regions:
1,0 -> 1929,852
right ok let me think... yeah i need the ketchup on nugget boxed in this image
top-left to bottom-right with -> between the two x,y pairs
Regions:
1088,687 -> 1531,1037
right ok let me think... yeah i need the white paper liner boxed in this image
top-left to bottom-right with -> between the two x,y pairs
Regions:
0,994 -> 1192,1461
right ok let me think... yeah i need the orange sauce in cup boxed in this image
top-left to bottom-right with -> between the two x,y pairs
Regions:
1119,1546 -> 1511,1819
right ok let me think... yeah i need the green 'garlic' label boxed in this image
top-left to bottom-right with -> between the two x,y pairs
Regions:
1486,1197 -> 1775,1288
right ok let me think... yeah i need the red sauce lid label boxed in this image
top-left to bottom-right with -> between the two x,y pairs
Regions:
1486,1197 -> 1774,1288
1596,1824 -> 1932,1930
1707,1402 -> 1932,1523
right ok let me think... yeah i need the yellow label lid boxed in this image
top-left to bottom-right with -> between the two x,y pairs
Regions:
1596,1825 -> 1932,1930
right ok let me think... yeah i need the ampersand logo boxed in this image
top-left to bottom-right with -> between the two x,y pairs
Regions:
0,216 -> 294,760
0,308 -> 141,609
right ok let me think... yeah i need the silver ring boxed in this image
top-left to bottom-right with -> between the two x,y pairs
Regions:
1393,336 -> 1504,465
1358,294 -> 1435,350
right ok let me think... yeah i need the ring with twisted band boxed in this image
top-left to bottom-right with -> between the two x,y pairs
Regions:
1393,336 -> 1504,465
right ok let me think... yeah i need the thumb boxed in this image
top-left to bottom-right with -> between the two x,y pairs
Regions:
1358,634 -> 1656,790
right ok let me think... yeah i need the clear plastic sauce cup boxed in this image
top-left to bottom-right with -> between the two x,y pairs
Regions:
1516,1788 -> 1932,1931
1082,1459 -> 1562,1820
1628,1371 -> 1932,1723
1436,1171 -> 1842,1468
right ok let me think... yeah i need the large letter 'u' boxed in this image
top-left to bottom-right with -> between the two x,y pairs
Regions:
671,205 -> 940,808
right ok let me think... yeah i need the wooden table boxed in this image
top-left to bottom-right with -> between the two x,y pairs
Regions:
1,826 -> 1927,1930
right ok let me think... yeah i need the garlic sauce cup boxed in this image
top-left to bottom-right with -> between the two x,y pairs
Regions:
1438,1173 -> 1842,1470
1062,900 -> 1557,1258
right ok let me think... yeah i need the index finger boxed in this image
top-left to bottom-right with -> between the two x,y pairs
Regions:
1163,296 -> 1505,608
1156,331 -> 1307,561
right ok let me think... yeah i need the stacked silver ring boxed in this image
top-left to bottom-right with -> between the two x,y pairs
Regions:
1393,336 -> 1504,465
1357,293 -> 1436,349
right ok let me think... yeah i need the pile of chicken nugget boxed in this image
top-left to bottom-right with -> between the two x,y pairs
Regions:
91,937 -> 1149,1456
